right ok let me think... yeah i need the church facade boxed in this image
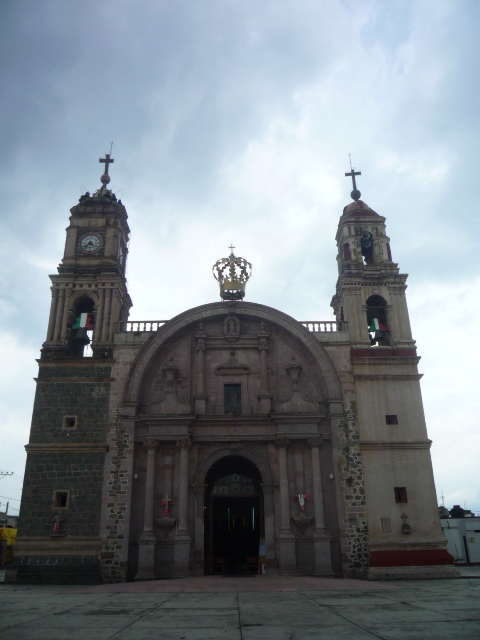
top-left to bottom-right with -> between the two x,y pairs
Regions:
11,158 -> 456,583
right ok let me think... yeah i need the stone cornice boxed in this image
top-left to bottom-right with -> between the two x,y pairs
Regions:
14,536 -> 102,556
36,358 -> 115,366
25,443 -> 109,453
354,374 -> 423,381
368,540 -> 447,552
35,378 -> 114,383
360,440 -> 432,450
351,356 -> 421,366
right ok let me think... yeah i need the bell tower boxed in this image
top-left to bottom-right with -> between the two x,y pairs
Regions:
42,152 -> 132,359
331,165 -> 454,578
331,165 -> 415,353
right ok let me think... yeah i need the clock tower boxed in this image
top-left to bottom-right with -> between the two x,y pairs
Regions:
13,155 -> 133,584
42,153 -> 132,359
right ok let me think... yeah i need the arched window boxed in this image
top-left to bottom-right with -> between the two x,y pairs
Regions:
387,243 -> 392,261
366,295 -> 390,346
69,297 -> 95,357
343,242 -> 351,262
361,231 -> 374,265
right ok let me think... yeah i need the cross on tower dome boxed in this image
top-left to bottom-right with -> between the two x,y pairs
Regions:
345,154 -> 361,201
99,144 -> 114,187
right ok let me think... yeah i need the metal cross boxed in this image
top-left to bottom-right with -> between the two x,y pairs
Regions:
345,155 -> 361,191
99,153 -> 114,175
53,513 -> 65,532
228,244 -> 235,254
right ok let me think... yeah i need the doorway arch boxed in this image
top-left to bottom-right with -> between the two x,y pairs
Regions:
203,455 -> 264,575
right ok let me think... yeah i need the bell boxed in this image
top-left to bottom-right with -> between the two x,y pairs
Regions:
72,327 -> 90,346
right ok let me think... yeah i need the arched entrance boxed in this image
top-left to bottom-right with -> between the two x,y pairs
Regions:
204,455 -> 264,575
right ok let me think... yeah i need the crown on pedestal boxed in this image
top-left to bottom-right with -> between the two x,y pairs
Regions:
212,246 -> 252,301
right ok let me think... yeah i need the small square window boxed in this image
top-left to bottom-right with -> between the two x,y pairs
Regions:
386,415 -> 398,425
63,415 -> 78,430
53,490 -> 69,509
394,487 -> 408,503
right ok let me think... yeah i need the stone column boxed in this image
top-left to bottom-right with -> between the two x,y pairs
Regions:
53,288 -> 64,342
257,323 -> 272,412
193,483 -> 207,575
101,288 -> 111,342
260,483 -> 276,572
93,287 -> 105,343
275,437 -> 296,574
108,291 -> 117,340
135,439 -> 159,580
46,289 -> 57,342
173,439 -> 192,577
60,288 -> 71,341
308,438 -> 333,575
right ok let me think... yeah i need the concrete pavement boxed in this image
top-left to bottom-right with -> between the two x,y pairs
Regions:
1,574 -> 480,639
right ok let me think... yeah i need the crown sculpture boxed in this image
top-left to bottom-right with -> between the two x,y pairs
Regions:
212,246 -> 253,301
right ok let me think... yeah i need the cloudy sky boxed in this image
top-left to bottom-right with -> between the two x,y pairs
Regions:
1,0 -> 479,518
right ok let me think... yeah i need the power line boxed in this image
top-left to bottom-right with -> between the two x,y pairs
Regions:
0,495 -> 21,502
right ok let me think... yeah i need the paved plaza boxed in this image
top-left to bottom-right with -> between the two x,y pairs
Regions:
1,572 -> 479,639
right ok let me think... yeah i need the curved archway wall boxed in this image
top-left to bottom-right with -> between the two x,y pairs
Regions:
99,302 -> 368,582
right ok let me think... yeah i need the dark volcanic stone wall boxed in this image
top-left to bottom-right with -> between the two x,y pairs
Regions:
14,360 -> 112,584
19,452 -> 105,537
30,363 -> 111,443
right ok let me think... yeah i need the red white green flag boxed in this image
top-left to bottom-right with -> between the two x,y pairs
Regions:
368,318 -> 388,332
72,313 -> 94,330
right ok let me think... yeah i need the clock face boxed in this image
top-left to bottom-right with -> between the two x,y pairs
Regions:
81,235 -> 100,252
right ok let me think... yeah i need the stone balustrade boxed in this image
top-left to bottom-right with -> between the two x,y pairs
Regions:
300,321 -> 347,332
116,319 -> 347,333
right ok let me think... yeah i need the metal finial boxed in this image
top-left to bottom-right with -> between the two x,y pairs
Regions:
345,155 -> 361,201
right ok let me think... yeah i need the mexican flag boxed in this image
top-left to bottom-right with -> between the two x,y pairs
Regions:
368,318 -> 388,332
72,313 -> 94,330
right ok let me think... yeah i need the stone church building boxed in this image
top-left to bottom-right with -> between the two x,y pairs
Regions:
11,157 -> 455,583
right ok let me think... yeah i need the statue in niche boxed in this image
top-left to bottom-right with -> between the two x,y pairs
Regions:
223,314 -> 240,341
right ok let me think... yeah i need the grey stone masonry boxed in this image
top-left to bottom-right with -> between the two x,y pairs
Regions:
18,452 -> 105,537
30,362 -> 112,444
337,400 -> 369,578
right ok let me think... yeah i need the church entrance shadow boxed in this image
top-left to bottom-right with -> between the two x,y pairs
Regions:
204,455 -> 264,575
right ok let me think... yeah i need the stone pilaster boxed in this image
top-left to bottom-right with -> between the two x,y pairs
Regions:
173,438 -> 192,577
194,323 -> 208,414
308,438 -> 333,575
193,483 -> 207,574
261,482 -> 276,572
275,437 -> 296,574
135,439 -> 159,580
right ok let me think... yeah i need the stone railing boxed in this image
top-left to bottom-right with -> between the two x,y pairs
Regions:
116,319 -> 347,333
115,320 -> 169,333
300,321 -> 347,332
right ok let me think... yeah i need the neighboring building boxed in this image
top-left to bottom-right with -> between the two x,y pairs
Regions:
10,158 -> 456,584
0,514 -> 18,529
441,506 -> 480,564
